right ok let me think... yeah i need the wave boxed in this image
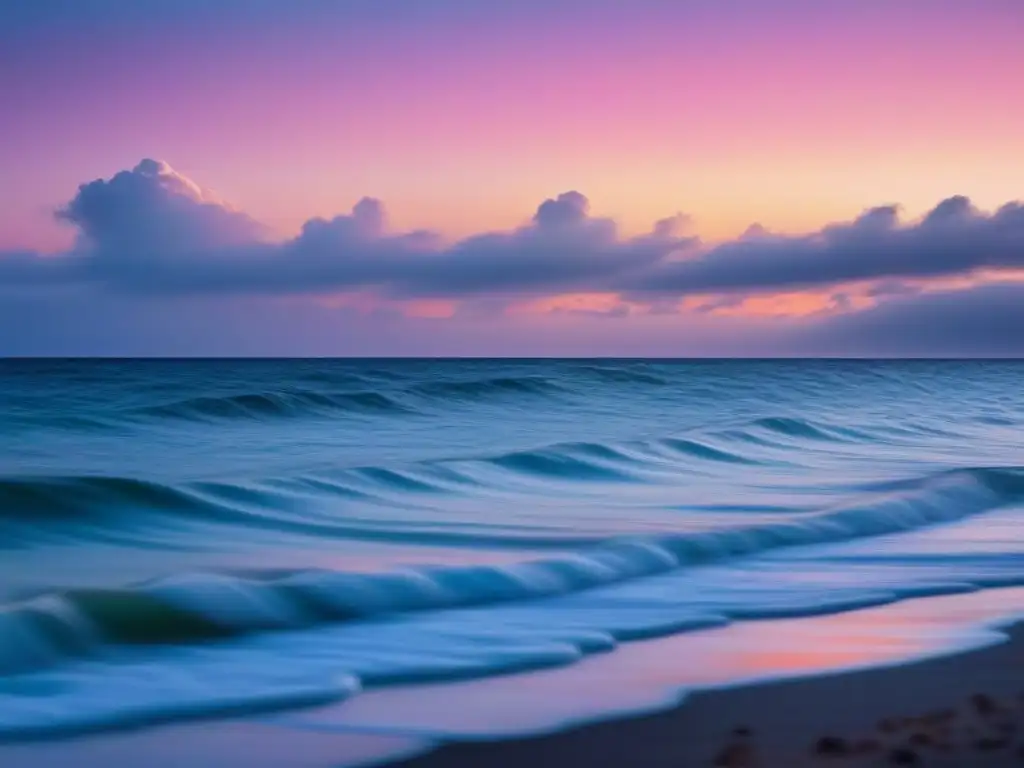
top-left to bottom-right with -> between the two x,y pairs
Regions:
135,388 -> 413,422
0,475 -> 213,522
490,443 -> 641,482
0,430 -> 759,526
657,437 -> 759,464
116,374 -> 576,424
0,407 -> 963,534
574,365 -> 670,386
486,437 -> 758,478
410,375 -> 565,400
751,416 -> 865,441
0,471 -> 600,550
3,466 -> 1022,677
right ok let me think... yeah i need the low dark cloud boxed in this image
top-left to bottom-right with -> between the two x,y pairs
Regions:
2,159 -> 1023,356
5,276 -> 1020,357
3,159 -> 1022,305
797,282 -> 1024,357
1,159 -> 694,298
626,196 -> 1024,296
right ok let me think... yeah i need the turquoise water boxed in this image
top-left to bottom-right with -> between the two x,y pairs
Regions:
2,359 -> 1024,739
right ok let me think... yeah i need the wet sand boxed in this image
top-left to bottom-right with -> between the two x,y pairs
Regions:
8,589 -> 1024,767
381,617 -> 1024,767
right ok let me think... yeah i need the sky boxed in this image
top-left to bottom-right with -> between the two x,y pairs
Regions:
2,0 -> 1023,356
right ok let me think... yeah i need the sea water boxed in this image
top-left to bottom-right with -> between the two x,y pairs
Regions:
2,359 -> 1024,744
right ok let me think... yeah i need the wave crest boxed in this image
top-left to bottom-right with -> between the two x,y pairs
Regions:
137,389 -> 412,422
3,467 -> 1021,676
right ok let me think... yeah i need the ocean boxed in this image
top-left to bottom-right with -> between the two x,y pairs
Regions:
2,358 -> 1024,749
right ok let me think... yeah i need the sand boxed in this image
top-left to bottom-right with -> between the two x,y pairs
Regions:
383,624 -> 1024,767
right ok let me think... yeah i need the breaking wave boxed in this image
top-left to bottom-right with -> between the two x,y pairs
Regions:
3,466 -> 1021,679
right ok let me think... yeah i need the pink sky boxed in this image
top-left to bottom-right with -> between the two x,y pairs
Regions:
3,1 -> 1023,251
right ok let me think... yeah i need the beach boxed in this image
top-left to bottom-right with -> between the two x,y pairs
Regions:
7,588 -> 1024,767
325,587 -> 1024,767
385,621 -> 1024,768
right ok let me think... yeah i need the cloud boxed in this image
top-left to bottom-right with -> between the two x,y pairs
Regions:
58,159 -> 262,258
797,281 -> 1024,357
625,196 -> 1024,296
1,159 -> 264,290
1,160 -> 695,298
2,159 -> 1023,356
5,159 -> 1022,306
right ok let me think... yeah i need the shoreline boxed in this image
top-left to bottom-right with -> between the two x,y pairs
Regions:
381,621 -> 1024,767
8,588 -> 1024,766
